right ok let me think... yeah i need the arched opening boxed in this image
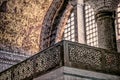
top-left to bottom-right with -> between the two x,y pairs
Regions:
40,0 -> 74,50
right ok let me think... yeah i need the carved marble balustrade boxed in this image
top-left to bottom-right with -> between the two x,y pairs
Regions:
0,40 -> 120,80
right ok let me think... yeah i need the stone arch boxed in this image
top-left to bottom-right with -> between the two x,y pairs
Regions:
0,0 -> 74,54
40,0 -> 74,50
55,4 -> 73,43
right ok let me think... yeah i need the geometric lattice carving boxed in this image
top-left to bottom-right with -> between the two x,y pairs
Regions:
0,70 -> 11,80
35,45 -> 61,73
13,59 -> 34,80
68,43 -> 102,70
104,52 -> 118,72
0,43 -> 62,80
0,40 -> 120,80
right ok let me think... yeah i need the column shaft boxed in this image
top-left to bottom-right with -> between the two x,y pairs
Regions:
76,0 -> 86,44
95,11 -> 117,51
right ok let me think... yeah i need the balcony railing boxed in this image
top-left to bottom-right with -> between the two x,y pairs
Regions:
0,40 -> 120,80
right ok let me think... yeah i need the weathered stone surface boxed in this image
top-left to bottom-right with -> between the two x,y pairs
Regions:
85,0 -> 119,51
40,0 -> 65,50
84,0 -> 120,13
0,41 -> 120,80
117,39 -> 120,52
0,0 -> 53,54
34,67 -> 120,80
96,11 -> 117,51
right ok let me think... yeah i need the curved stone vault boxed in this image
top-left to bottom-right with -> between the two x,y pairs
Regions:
0,0 -> 54,54
0,0 -> 73,55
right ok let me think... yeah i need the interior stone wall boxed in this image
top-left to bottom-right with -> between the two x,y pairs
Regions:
0,0 -> 53,55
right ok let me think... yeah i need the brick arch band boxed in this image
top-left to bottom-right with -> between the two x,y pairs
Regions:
40,0 -> 74,50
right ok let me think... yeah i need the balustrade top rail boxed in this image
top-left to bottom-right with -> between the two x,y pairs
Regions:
0,40 -> 120,80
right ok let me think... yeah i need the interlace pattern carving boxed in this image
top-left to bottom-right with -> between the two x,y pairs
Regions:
35,46 -> 61,73
0,41 -> 120,79
0,70 -> 11,80
68,43 -> 102,69
13,59 -> 34,80
0,44 -> 61,80
104,52 -> 118,71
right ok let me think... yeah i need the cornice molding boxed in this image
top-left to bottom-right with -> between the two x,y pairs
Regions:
85,0 -> 120,14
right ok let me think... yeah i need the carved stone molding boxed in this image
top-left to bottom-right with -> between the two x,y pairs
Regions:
40,0 -> 75,50
85,0 -> 120,14
40,0 -> 64,50
55,4 -> 73,43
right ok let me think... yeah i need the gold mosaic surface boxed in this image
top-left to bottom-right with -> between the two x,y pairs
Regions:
0,0 -> 53,54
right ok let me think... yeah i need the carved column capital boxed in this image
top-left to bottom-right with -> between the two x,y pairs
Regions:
85,0 -> 120,14
85,0 -> 118,51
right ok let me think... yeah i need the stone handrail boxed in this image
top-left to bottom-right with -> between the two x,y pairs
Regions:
0,40 -> 120,80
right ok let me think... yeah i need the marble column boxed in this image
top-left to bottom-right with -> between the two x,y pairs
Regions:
96,11 -> 117,51
77,0 -> 86,44
85,0 -> 120,51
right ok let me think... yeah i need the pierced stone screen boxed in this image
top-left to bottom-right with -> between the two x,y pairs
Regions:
85,5 -> 98,47
63,12 -> 75,42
